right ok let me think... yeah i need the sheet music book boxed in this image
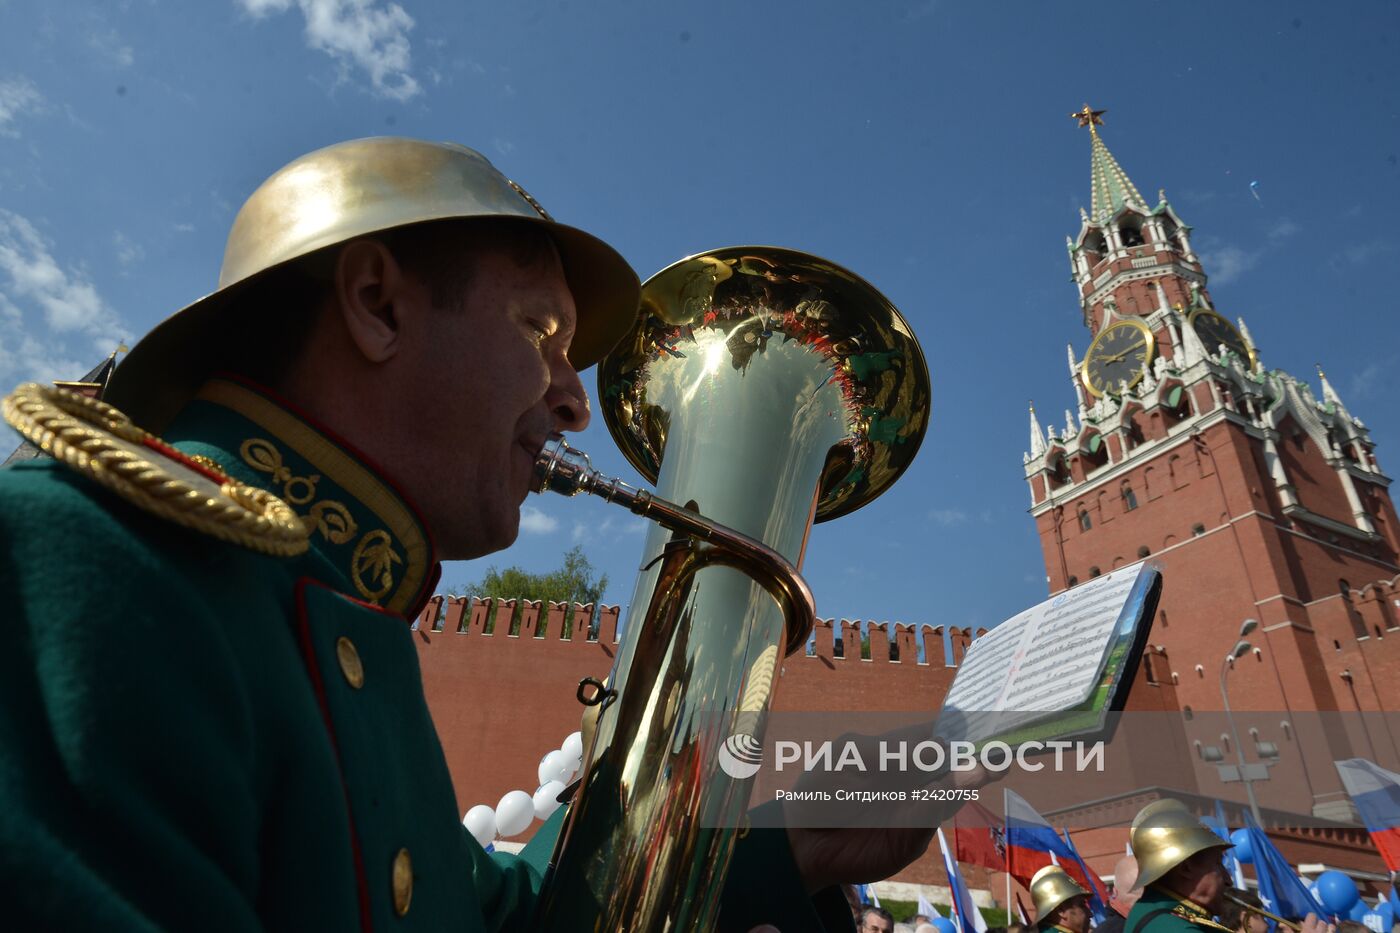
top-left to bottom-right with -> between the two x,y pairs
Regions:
934,561 -> 1161,749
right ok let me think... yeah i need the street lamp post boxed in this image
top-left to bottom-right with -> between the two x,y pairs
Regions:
1220,618 -> 1266,826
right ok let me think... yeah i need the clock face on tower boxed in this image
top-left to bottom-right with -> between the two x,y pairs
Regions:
1082,319 -> 1155,398
1188,309 -> 1253,369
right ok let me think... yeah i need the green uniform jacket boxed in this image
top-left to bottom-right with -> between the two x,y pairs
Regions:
1125,888 -> 1234,933
0,377 -> 852,932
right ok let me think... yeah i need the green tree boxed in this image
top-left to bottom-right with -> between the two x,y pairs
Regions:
451,545 -> 609,638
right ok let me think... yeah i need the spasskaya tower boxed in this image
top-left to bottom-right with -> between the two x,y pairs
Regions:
1023,106 -> 1400,820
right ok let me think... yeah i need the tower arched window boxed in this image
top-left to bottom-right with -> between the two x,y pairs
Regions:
1119,221 -> 1145,248
1079,508 -> 1092,531
1083,230 -> 1107,260
1122,483 -> 1139,512
1081,432 -> 1108,470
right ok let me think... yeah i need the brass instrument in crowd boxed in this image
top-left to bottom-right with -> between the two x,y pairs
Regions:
530,246 -> 930,930
1223,890 -> 1304,932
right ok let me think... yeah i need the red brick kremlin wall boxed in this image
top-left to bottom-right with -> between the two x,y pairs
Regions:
414,589 -> 1397,897
413,596 -> 980,823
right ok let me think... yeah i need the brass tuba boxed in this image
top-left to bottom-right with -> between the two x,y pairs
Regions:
530,246 -> 930,931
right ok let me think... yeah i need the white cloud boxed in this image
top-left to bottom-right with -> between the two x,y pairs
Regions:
928,508 -> 969,527
519,505 -> 559,535
112,231 -> 144,267
87,26 -> 135,68
1199,219 -> 1298,286
571,514 -> 644,543
1349,361 -> 1389,401
1333,240 -> 1397,267
1202,245 -> 1257,285
236,0 -> 422,101
0,210 -> 130,387
1266,218 -> 1300,242
0,76 -> 44,137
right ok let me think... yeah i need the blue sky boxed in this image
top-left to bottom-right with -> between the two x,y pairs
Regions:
2,1 -> 1397,635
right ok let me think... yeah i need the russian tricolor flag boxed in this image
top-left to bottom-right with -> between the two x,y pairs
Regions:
1004,789 -> 1080,886
939,827 -> 989,933
1335,758 -> 1400,872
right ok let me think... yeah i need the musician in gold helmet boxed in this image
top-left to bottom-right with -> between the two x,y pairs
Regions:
1125,800 -> 1333,933
0,137 -> 877,931
1032,864 -> 1093,933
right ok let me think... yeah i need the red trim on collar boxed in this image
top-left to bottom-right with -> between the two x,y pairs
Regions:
293,577 -> 375,933
141,435 -> 230,485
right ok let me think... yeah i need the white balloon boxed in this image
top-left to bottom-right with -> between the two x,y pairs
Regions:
538,750 -> 568,787
463,805 -> 496,848
496,790 -> 535,837
554,750 -> 579,784
540,745 -> 574,778
533,780 -> 565,820
562,731 -> 584,763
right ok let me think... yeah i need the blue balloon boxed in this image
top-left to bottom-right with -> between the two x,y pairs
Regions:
1230,829 -> 1254,864
1377,902 -> 1396,927
933,917 -> 957,933
1316,870 -> 1360,914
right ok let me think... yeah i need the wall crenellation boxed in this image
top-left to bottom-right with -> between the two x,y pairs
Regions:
412,595 -> 622,646
808,619 -> 992,666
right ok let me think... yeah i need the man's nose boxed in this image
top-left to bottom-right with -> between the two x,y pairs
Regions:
548,364 -> 591,432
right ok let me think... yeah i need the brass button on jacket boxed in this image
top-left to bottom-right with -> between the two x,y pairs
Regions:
391,848 -> 413,916
335,636 -> 364,689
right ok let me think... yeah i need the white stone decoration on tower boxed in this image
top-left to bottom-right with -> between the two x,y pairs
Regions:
1028,403 -> 1047,460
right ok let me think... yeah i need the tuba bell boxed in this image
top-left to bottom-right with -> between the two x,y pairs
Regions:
530,246 -> 930,931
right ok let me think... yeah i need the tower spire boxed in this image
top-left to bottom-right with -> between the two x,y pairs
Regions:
1028,402 -> 1047,459
1317,364 -> 1347,411
1071,105 -> 1148,222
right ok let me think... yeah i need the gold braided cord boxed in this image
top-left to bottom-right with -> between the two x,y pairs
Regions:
2,383 -> 309,558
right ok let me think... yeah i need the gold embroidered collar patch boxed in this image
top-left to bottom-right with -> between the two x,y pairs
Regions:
169,379 -> 436,615
2,383 -> 309,557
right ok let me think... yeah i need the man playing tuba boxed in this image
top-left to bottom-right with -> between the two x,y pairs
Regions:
0,136 -> 947,931
1126,800 -> 1333,933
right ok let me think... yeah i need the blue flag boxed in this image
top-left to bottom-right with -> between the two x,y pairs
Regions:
938,828 -> 988,933
1202,801 -> 1229,842
1204,802 -> 1246,889
1061,828 -> 1109,924
1243,813 -> 1326,924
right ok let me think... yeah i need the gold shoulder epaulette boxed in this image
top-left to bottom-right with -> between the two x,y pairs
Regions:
3,383 -> 309,557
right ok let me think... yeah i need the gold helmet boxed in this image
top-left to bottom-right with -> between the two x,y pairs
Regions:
1129,799 -> 1231,890
1032,865 -> 1089,922
106,136 -> 640,430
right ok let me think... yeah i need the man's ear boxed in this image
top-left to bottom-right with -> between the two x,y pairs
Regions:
333,238 -> 405,363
